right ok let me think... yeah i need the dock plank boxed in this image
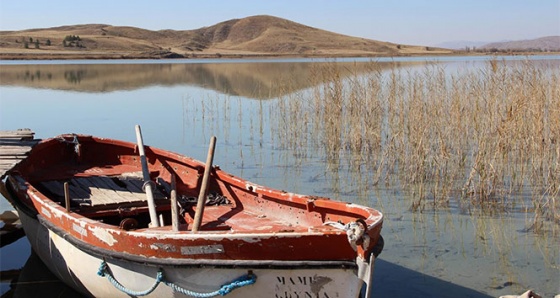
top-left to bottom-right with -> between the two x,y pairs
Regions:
0,129 -> 35,140
0,147 -> 35,156
0,129 -> 39,179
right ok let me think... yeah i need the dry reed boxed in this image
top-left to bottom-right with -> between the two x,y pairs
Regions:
273,58 -> 560,232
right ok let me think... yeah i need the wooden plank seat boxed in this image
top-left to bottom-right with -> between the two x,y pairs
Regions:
37,175 -> 168,210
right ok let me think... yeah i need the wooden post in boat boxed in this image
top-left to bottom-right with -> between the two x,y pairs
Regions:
134,125 -> 160,228
192,136 -> 216,233
64,182 -> 71,212
170,175 -> 179,232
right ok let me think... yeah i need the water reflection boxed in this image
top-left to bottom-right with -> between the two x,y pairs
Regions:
183,68 -> 560,297
2,250 -> 83,298
1,57 -> 559,297
0,61 -> 405,99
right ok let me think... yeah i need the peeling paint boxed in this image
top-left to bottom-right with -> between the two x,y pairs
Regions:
41,206 -> 51,218
72,223 -> 87,236
90,227 -> 117,246
245,183 -> 257,192
310,275 -> 333,294
150,243 -> 177,252
181,244 -> 224,255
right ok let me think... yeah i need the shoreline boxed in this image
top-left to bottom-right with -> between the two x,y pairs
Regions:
1,51 -> 557,61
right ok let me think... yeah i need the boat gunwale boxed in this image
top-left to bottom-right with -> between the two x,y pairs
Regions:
32,212 -> 360,269
7,172 -> 372,262
20,179 -> 380,238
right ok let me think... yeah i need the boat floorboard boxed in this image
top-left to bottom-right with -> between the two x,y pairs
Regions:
37,176 -> 322,233
38,176 -> 167,207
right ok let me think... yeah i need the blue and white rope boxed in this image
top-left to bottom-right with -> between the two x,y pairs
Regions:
97,260 -> 256,297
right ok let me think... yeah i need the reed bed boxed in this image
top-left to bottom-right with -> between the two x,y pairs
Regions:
273,59 -> 560,232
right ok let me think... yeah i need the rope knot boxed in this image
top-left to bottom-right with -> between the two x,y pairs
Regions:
97,260 -> 107,277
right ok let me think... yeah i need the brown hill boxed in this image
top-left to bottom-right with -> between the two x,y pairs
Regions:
0,15 -> 453,59
480,36 -> 560,52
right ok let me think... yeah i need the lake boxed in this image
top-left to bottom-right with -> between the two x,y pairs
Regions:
1,56 -> 559,297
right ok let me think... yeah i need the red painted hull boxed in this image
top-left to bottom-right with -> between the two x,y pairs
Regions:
7,134 -> 383,264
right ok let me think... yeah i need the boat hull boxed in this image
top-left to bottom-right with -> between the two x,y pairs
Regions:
5,134 -> 383,297
18,209 -> 372,298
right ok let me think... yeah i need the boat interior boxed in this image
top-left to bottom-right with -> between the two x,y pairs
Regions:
12,135 -> 371,234
30,171 -> 314,233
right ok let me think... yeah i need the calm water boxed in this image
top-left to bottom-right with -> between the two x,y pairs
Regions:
0,56 -> 559,297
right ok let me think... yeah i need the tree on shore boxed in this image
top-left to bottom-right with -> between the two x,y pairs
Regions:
63,35 -> 84,48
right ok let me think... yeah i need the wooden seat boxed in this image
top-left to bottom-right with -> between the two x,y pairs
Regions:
37,175 -> 167,209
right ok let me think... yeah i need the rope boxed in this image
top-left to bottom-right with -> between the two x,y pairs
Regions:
164,273 -> 256,297
97,261 -> 162,296
97,261 -> 256,297
56,134 -> 81,155
324,220 -> 365,245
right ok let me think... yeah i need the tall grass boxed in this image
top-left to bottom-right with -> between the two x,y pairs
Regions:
273,59 -> 560,232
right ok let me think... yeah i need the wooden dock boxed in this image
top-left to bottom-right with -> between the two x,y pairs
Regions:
0,129 -> 40,179
0,129 -> 36,247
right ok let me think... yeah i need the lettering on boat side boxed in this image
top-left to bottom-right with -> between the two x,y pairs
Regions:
181,244 -> 224,255
73,223 -> 87,236
275,275 -> 334,298
41,206 -> 51,218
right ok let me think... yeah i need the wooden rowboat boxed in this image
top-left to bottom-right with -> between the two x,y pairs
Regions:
3,129 -> 383,298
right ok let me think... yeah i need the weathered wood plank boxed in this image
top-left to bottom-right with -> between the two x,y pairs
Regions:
72,177 -> 158,206
0,148 -> 33,156
39,181 -> 66,199
0,160 -> 20,166
0,129 -> 38,179
71,178 -> 114,205
0,140 -> 39,146
88,176 -> 140,203
121,178 -> 145,193
0,129 -> 34,140
67,180 -> 93,205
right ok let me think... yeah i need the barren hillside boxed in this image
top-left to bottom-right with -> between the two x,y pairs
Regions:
0,15 -> 452,59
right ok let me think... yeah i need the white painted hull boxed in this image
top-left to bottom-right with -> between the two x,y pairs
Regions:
18,210 -> 371,298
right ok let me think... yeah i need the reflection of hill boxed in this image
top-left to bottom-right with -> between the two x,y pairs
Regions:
0,62 -> 406,99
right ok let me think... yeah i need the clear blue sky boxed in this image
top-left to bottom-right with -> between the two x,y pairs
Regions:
0,0 -> 558,46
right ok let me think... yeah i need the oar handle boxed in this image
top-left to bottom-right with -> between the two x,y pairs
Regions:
170,174 -> 179,232
192,136 -> 217,233
135,125 -> 160,227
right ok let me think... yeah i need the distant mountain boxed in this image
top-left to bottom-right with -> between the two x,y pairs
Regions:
480,36 -> 560,51
435,40 -> 490,50
0,15 -> 453,59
